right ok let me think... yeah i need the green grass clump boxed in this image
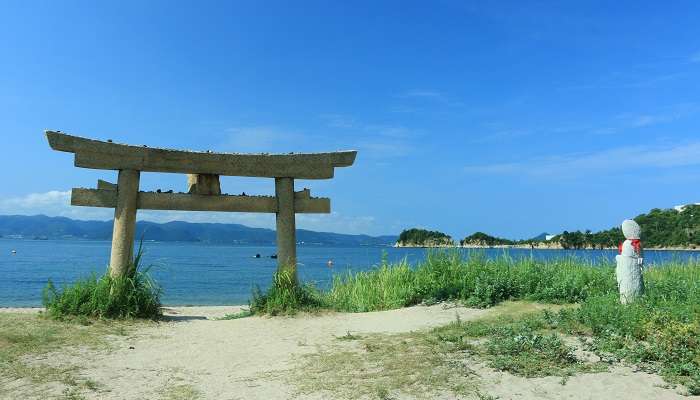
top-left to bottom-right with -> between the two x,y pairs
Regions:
486,325 -> 580,377
429,310 -> 603,380
326,259 -> 418,312
250,270 -> 325,315
325,250 -> 616,310
42,248 -> 161,320
217,309 -> 253,320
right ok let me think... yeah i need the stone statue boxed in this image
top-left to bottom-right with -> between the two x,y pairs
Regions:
615,219 -> 645,304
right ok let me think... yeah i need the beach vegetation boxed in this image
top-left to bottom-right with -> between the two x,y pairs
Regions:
217,309 -> 253,320
249,270 -> 324,315
325,251 -> 615,311
259,250 -> 700,392
42,246 -> 162,320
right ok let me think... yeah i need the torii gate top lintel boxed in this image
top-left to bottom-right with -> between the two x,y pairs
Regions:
46,130 -> 356,179
45,130 -> 357,281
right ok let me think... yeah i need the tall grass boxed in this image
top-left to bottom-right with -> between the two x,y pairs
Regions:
250,270 -> 324,315
42,246 -> 162,319
326,258 -> 418,312
324,250 -> 617,311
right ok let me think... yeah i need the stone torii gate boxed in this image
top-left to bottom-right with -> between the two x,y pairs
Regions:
46,131 -> 356,282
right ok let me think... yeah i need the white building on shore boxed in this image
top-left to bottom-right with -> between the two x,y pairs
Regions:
674,203 -> 700,212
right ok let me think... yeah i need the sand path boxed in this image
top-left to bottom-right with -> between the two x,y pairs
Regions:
3,305 -> 694,399
75,305 -> 489,399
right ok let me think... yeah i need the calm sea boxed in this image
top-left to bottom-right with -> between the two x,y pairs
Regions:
1,239 -> 698,307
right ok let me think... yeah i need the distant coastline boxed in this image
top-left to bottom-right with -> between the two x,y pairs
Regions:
396,243 -> 700,251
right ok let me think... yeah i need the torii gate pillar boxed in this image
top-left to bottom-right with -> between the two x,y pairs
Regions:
110,169 -> 140,277
275,177 -> 297,282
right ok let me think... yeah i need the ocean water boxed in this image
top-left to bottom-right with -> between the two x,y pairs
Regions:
1,238 -> 699,307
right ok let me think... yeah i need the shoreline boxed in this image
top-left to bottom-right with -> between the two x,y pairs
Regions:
0,305 -> 249,313
395,244 -> 700,251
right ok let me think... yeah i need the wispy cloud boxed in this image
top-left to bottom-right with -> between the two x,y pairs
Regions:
0,191 -> 113,220
297,212 -> 377,235
394,89 -> 466,110
691,51 -> 700,63
321,114 -> 357,129
396,89 -> 465,108
400,90 -> 445,99
617,103 -> 700,128
320,114 -> 417,158
560,69 -> 688,91
464,142 -> 700,178
0,190 -> 381,235
223,126 -> 306,153
486,102 -> 700,142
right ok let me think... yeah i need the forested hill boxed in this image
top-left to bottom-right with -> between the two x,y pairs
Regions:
551,205 -> 700,249
395,228 -> 454,247
460,232 -> 514,247
457,205 -> 700,249
0,215 -> 397,246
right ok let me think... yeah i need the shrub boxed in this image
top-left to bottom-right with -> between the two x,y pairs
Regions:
42,247 -> 161,320
250,270 -> 325,315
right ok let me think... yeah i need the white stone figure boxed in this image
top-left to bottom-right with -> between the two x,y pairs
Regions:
615,219 -> 645,304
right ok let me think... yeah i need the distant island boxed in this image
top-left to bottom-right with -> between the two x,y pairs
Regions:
396,205 -> 700,250
0,215 -> 397,247
460,232 -> 514,247
394,228 -> 455,247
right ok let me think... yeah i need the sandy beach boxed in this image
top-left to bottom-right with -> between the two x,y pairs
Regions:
0,303 -> 693,400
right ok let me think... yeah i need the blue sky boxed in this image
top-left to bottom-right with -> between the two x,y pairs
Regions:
1,1 -> 699,239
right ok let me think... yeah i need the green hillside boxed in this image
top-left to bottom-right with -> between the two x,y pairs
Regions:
551,205 -> 700,249
460,232 -> 514,246
396,228 -> 454,247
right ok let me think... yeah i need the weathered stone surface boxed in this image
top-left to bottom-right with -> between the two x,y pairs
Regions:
47,131 -> 356,179
109,170 -> 140,278
275,177 -> 297,282
71,188 -> 330,213
187,174 -> 221,195
615,219 -> 645,303
622,219 -> 641,240
97,179 -> 117,190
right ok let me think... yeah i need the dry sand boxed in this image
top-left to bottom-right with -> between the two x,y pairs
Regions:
1,304 -> 694,399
